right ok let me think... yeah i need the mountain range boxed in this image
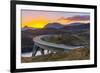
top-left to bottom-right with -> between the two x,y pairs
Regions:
22,22 -> 90,31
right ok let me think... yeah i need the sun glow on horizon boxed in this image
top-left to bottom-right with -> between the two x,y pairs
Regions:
22,19 -> 48,28
22,18 -> 90,28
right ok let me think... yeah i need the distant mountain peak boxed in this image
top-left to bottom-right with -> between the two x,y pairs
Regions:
44,22 -> 63,29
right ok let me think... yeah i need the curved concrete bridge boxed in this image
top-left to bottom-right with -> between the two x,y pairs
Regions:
32,35 -> 84,56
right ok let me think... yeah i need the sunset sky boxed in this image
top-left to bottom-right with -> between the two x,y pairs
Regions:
21,10 -> 90,28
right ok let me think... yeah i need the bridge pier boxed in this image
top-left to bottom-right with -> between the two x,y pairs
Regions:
39,48 -> 45,55
32,45 -> 56,57
32,44 -> 46,56
47,50 -> 50,54
32,43 -> 59,57
32,45 -> 38,56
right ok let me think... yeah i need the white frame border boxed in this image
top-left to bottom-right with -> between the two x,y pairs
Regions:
16,4 -> 94,69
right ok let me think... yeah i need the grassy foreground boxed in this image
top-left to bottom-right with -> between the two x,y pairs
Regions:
21,48 -> 90,63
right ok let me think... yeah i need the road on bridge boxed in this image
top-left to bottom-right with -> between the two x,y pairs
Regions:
33,35 -> 84,50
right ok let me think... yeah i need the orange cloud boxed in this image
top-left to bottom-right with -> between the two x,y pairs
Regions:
57,15 -> 90,25
57,17 -> 76,24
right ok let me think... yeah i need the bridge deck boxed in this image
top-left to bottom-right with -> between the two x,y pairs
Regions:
33,35 -> 84,50
32,35 -> 84,56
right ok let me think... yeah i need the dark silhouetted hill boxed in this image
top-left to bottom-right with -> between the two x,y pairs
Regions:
44,22 -> 63,29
